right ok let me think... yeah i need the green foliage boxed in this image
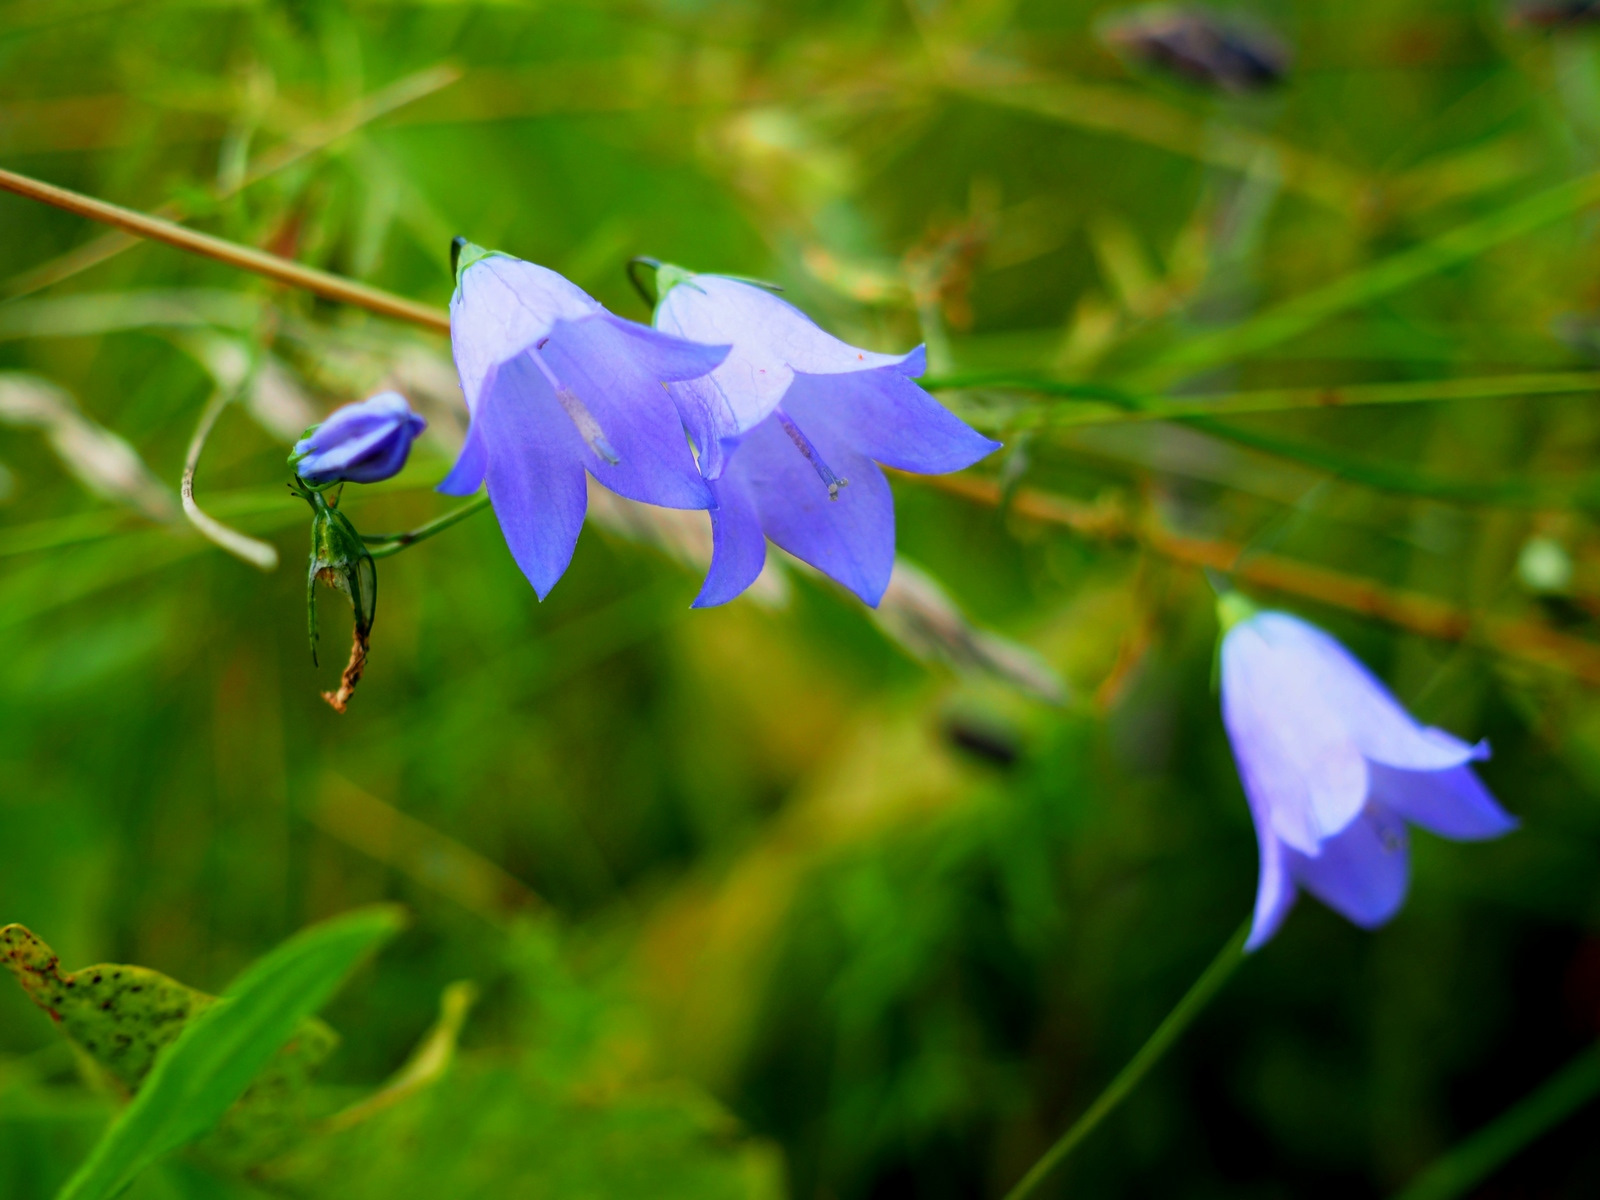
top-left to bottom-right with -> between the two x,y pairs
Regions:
2,925 -> 222,1095
5,0 -> 1600,1197
51,905 -> 400,1200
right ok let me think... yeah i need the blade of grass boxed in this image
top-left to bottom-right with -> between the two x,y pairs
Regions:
946,59 -> 1366,213
1391,1043 -> 1600,1200
924,370 -> 1600,427
55,905 -> 406,1200
927,374 -> 1590,508
1123,171 -> 1600,389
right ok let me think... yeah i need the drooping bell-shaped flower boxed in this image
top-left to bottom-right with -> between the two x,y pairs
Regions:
291,391 -> 426,486
441,241 -> 729,598
652,268 -> 1000,607
1218,597 -> 1517,951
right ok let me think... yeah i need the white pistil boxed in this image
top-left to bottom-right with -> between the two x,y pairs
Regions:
531,339 -> 620,465
775,408 -> 847,501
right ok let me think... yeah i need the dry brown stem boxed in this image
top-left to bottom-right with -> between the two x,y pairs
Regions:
912,471 -> 1600,686
321,625 -> 369,713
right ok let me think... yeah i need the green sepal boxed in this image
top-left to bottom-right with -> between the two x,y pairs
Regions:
452,238 -> 503,287
651,262 -> 783,307
293,480 -> 377,665
1211,591 -> 1260,692
1215,591 -> 1259,634
649,261 -> 696,306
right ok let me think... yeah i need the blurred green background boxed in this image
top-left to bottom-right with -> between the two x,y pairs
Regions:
3,0 -> 1600,1196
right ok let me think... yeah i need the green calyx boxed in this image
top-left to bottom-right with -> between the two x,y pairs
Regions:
653,261 -> 697,302
451,237 -> 500,286
1215,591 -> 1259,634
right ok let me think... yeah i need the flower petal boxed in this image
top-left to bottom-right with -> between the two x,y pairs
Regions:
1369,762 -> 1518,840
655,275 -> 917,436
337,431 -> 415,484
597,313 -> 729,382
732,410 -> 895,606
1221,620 -> 1369,853
450,255 -> 598,415
539,315 -> 713,511
667,375 -> 740,481
1289,805 -> 1411,929
1251,613 -> 1485,771
438,416 -> 488,496
695,471 -> 768,608
1244,825 -> 1297,952
474,363 -> 589,599
783,366 -> 1000,475
294,392 -> 426,485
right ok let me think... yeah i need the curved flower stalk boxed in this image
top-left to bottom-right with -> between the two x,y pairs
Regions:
652,267 -> 1000,607
1218,597 -> 1517,950
291,391 -> 427,486
442,241 -> 729,598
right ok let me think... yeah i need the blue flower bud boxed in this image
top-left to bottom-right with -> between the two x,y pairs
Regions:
291,392 -> 427,486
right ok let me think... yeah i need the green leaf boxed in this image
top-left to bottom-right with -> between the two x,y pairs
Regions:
53,905 -> 406,1200
2,924 -> 217,1094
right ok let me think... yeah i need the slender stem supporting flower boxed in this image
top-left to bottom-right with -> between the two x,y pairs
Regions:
182,387 -> 279,571
362,494 -> 492,558
1391,1042 -> 1600,1200
0,166 -> 451,333
1002,920 -> 1250,1200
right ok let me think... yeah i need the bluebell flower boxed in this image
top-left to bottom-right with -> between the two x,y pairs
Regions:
441,241 -> 729,598
291,391 -> 426,486
652,269 -> 1000,607
1218,599 -> 1517,951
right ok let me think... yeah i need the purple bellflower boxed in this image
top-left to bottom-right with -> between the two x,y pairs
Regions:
652,267 -> 1000,607
440,241 -> 730,598
1218,596 -> 1517,951
291,391 -> 426,486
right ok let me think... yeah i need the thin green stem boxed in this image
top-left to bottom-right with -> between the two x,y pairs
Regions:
1003,920 -> 1250,1200
362,494 -> 491,558
921,370 -> 1600,426
1391,1043 -> 1600,1200
925,373 -> 1593,509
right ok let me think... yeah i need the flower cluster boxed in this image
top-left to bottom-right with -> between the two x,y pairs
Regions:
1217,597 -> 1516,949
442,243 -> 998,603
284,245 -> 1520,944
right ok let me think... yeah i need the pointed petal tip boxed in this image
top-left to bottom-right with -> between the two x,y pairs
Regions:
898,344 -> 928,377
857,583 -> 888,608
